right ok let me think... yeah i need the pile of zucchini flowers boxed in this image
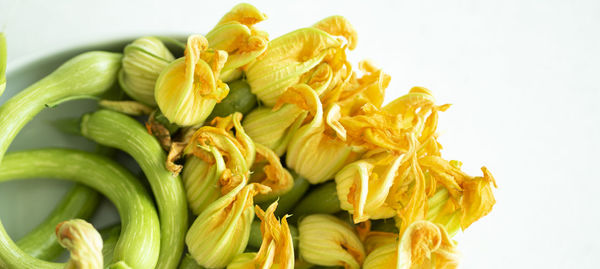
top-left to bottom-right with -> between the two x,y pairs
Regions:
0,3 -> 497,269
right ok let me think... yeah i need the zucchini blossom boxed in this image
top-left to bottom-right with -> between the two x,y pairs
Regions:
245,16 -> 357,106
298,214 -> 365,269
155,35 -> 229,126
284,84 -> 357,184
206,3 -> 269,82
227,201 -> 295,269
422,159 -> 497,236
360,221 -> 398,269
119,36 -> 175,106
55,219 -> 103,269
242,104 -> 307,156
397,220 -> 460,269
183,112 -> 255,215
335,150 -> 403,223
328,85 -> 496,234
363,243 -> 397,269
186,182 -> 271,268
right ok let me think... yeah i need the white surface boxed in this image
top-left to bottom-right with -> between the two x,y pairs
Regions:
1,0 -> 599,268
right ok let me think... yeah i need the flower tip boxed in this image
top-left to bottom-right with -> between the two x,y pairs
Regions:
313,15 -> 358,50
56,219 -> 103,269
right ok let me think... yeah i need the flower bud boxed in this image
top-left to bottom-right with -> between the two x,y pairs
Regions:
284,84 -> 356,184
245,22 -> 355,106
119,36 -> 174,106
397,220 -> 460,269
183,112 -> 256,214
56,219 -> 103,269
207,3 -> 269,82
155,35 -> 229,126
186,183 -> 271,268
335,150 -> 403,223
363,243 -> 397,269
298,214 -> 365,269
242,104 -> 307,156
182,148 -> 226,215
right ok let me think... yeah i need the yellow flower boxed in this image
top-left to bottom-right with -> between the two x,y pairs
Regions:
250,143 -> 294,203
119,36 -> 174,106
298,214 -> 365,269
186,182 -> 271,268
397,220 -> 460,269
206,3 -> 269,82
335,150 -> 403,223
182,148 -> 226,215
183,112 -> 255,214
283,84 -> 357,184
55,219 -> 103,269
227,201 -> 295,269
363,243 -> 397,269
155,35 -> 229,126
420,157 -> 497,232
245,16 -> 357,106
242,104 -> 308,156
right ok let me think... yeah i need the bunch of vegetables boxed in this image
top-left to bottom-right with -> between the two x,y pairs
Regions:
0,3 -> 496,269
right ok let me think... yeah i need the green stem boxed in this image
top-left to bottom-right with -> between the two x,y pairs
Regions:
257,171 -> 310,217
99,224 -> 121,265
0,149 -> 160,269
155,36 -> 186,57
0,51 -> 121,166
81,109 -> 188,269
178,254 -> 204,269
290,182 -> 341,223
16,184 -> 99,261
207,79 -> 257,121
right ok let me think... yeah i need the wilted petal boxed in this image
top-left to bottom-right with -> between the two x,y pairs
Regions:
460,167 -> 497,229
397,220 -> 460,269
229,202 -> 294,269
251,144 -> 294,203
312,15 -> 358,50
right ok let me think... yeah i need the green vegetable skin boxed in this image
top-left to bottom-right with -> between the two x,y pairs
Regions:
0,51 -> 121,165
207,79 -> 257,121
257,171 -> 310,217
99,224 -> 121,265
290,182 -> 341,222
0,149 -> 160,269
178,254 -> 204,269
81,109 -> 188,269
17,184 -> 99,261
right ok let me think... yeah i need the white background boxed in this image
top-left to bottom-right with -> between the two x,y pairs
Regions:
1,0 -> 599,268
